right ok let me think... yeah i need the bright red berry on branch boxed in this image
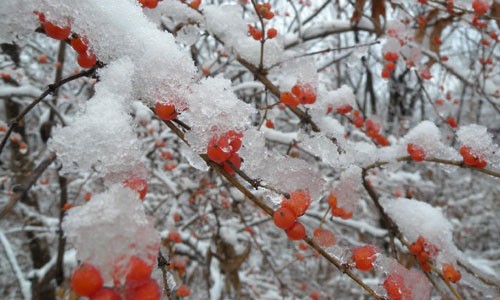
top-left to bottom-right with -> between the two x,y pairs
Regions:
124,279 -> 161,300
281,190 -> 311,217
381,68 -> 390,79
273,207 -> 296,230
446,116 -> 458,128
71,263 -> 104,297
71,36 -> 89,54
89,288 -> 121,300
125,256 -> 153,281
222,152 -> 241,175
267,28 -> 278,39
460,146 -> 487,168
77,52 -> 97,68
407,143 -> 426,161
352,245 -> 378,271
384,273 -> 409,300
155,102 -> 178,121
42,21 -> 71,40
336,104 -> 352,115
384,52 -> 399,61
280,91 -> 299,107
167,231 -> 182,243
140,0 -> 159,9
189,0 -> 201,9
286,222 -> 306,240
442,263 -> 461,283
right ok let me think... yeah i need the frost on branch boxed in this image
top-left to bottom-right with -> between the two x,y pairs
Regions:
457,124 -> 500,168
204,5 -> 283,68
63,185 -> 160,283
49,60 -> 142,176
382,198 -> 460,265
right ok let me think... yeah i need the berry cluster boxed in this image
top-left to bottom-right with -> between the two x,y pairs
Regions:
255,2 -> 275,20
327,192 -> 352,220
460,146 -> 487,168
280,83 -> 317,107
71,257 -> 161,300
409,236 -> 438,272
34,11 -> 97,69
472,0 -> 490,16
273,190 -> 311,240
248,25 -> 278,41
383,273 -> 410,300
407,143 -> 425,162
351,245 -> 378,271
381,51 -> 398,79
442,263 -> 461,283
364,119 -> 390,146
206,131 -> 243,175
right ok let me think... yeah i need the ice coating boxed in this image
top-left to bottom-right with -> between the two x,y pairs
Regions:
63,185 -> 160,283
49,59 -> 143,176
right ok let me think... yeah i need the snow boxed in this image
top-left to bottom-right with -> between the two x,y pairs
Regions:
457,124 -> 500,168
404,120 -> 460,160
62,184 -> 160,284
0,231 -> 31,300
382,197 -> 460,265
49,59 -> 143,178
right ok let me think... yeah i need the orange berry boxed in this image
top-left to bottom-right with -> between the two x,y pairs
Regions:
77,52 -> 97,68
155,102 -> 177,121
446,116 -> 458,128
124,279 -> 161,300
352,245 -> 378,271
442,263 -> 461,283
71,36 -> 89,54
281,190 -> 311,217
222,152 -> 241,175
207,136 -> 231,163
472,0 -> 490,15
265,119 -> 275,128
381,68 -> 390,79
84,192 -> 92,202
384,273 -> 409,300
43,21 -> 71,40
267,28 -> 278,39
126,256 -> 153,281
460,146 -> 487,168
336,104 -> 352,114
176,284 -> 191,297
407,143 -> 425,161
89,288 -> 121,300
63,203 -> 73,211
189,0 -> 201,9
280,91 -> 299,107
310,291 -> 320,300
38,55 -> 48,64
273,207 -> 296,230
286,222 -> 306,240
71,263 -> 103,297
327,192 -> 337,207
299,242 -> 308,251
409,242 -> 422,255
251,29 -> 263,40
385,61 -> 396,72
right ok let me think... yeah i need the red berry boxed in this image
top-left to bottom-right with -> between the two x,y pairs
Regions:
446,116 -> 458,128
71,263 -> 103,297
381,69 -> 390,79
189,0 -> 201,9
124,279 -> 161,300
385,61 -> 396,72
336,104 -> 352,115
176,284 -> 191,297
310,291 -> 320,300
409,242 -> 422,255
126,256 -> 153,281
472,0 -> 490,15
273,207 -> 296,230
222,152 -> 241,175
301,84 -> 317,104
384,273 -> 409,300
265,119 -> 275,128
286,222 -> 306,240
327,192 -> 337,207
442,263 -> 461,283
167,231 -> 182,243
77,52 -> 97,68
267,28 -> 278,39
280,91 -> 299,107
281,190 -> 311,217
207,136 -> 231,163
155,102 -> 177,121
141,0 -> 159,8
460,146 -> 487,168
43,21 -> 71,40
352,245 -> 378,271
90,288 -> 121,300
407,143 -> 426,161
123,178 -> 148,200
71,36 -> 89,54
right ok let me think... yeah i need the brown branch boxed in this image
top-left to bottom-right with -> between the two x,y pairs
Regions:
0,65 -> 101,155
0,152 -> 57,219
